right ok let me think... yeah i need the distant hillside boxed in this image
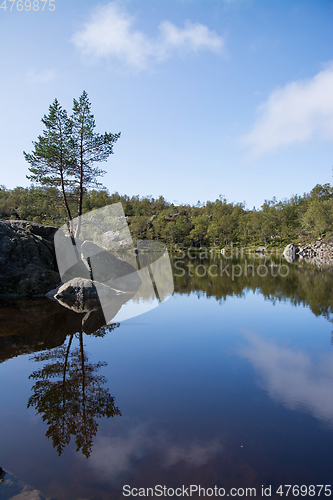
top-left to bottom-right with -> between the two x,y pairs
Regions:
1,183 -> 332,249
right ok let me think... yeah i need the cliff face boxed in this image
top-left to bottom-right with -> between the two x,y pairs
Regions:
0,220 -> 61,299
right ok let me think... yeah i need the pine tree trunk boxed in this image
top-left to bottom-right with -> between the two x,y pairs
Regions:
75,134 -> 84,238
60,168 -> 73,235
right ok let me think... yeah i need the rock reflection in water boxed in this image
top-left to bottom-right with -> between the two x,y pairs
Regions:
53,277 -> 136,334
0,299 -> 83,363
0,291 -> 129,363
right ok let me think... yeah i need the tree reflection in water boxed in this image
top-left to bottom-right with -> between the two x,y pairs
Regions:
27,325 -> 121,458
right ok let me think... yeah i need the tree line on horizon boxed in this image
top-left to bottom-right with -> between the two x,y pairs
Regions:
0,182 -> 332,249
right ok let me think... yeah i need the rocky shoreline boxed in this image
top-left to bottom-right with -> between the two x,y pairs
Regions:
0,219 -> 142,303
283,238 -> 333,267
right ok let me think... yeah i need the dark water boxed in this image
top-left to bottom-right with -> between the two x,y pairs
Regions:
0,255 -> 333,500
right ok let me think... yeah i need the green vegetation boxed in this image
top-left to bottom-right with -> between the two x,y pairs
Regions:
23,91 -> 120,236
1,183 -> 332,250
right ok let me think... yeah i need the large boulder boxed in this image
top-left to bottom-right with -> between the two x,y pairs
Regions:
54,277 -> 118,313
0,220 -> 61,299
283,243 -> 299,263
53,277 -> 135,325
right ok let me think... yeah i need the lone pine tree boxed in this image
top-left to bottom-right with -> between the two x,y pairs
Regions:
24,91 -> 120,235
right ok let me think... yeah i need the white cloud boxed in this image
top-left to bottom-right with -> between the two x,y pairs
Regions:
156,20 -> 223,60
71,3 -> 224,69
240,64 -> 333,158
240,333 -> 333,424
25,69 -> 55,84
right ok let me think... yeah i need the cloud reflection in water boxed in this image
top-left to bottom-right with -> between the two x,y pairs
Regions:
240,333 -> 333,424
82,424 -> 223,480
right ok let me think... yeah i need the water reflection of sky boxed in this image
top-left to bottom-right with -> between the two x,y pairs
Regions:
81,423 -> 223,481
1,288 -> 333,498
240,332 -> 333,424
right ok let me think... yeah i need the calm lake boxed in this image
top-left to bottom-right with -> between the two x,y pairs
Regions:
1,255 -> 333,500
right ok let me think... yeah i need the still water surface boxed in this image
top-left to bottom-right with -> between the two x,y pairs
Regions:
0,256 -> 333,499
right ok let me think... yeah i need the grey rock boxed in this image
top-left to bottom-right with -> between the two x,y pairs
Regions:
255,246 -> 267,253
53,276 -> 136,325
54,277 -> 118,313
103,230 -> 121,242
0,220 -> 61,299
284,239 -> 333,267
3,219 -> 57,242
283,243 -> 300,263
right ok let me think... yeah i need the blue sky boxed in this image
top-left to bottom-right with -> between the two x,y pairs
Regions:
1,0 -> 332,208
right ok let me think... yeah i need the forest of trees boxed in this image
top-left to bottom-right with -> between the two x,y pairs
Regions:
1,182 -> 332,250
